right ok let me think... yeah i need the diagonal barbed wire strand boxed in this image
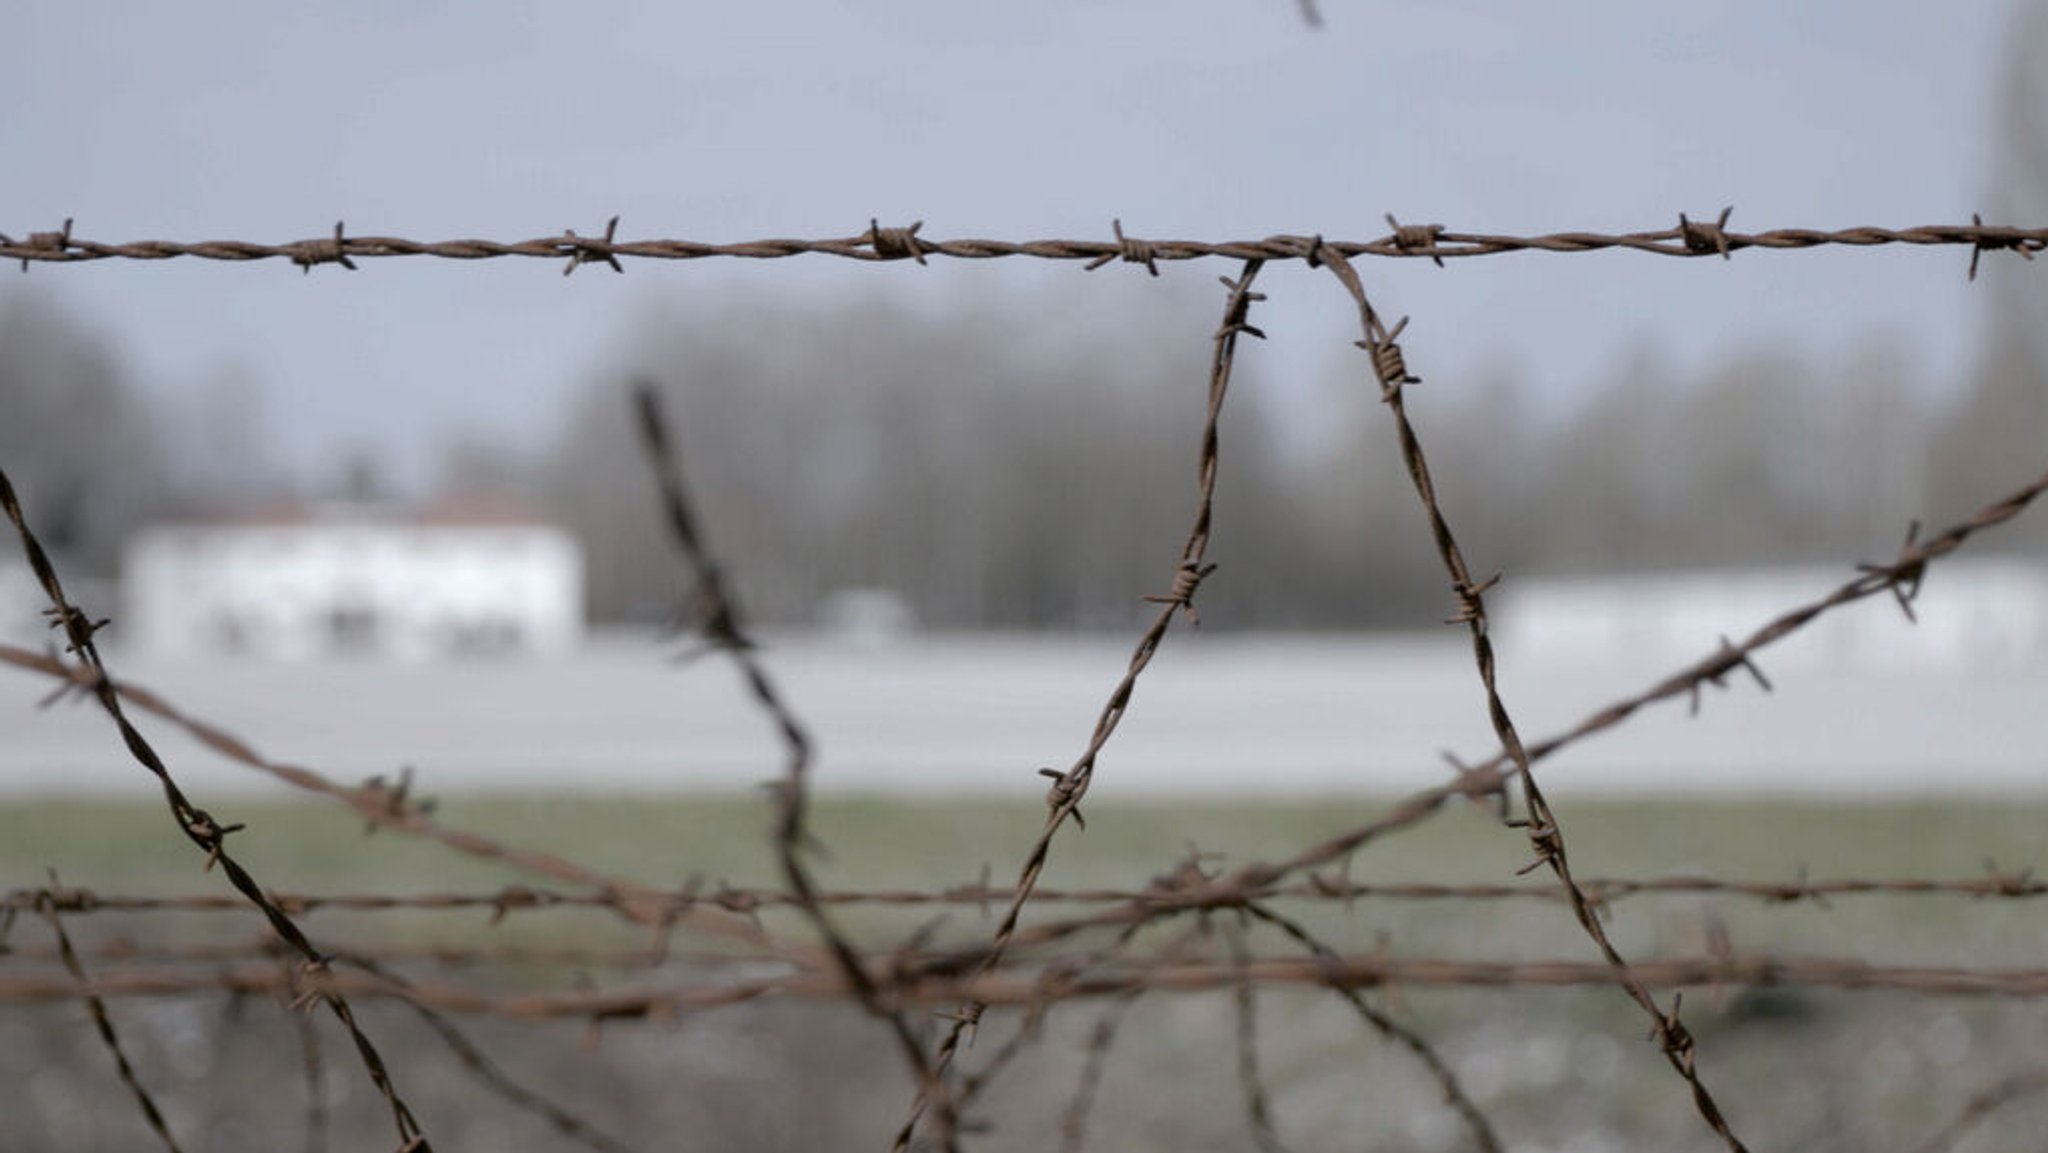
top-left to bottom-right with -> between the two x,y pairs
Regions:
1317,244 -> 1749,1152
35,889 -> 186,1153
632,381 -> 948,1147
0,467 -> 429,1153
0,641 -> 787,953
897,260 -> 1267,1152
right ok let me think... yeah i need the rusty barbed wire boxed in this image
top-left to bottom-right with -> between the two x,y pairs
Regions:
332,953 -> 639,1153
0,641 -> 793,954
8,866 -> 2044,927
4,216 -> 2045,278
1316,244 -> 1750,1152
1047,918 -> 1214,1153
8,209 -> 2048,1153
1225,918 -> 1296,1153
15,951 -> 2048,1013
939,451 -> 2048,980
632,381 -> 949,1139
900,260 -> 1267,1152
1056,982 -> 1147,1153
1239,900 -> 1502,1153
0,466 -> 432,1153
34,886 -> 186,1153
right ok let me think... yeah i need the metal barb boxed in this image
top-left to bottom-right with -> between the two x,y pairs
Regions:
292,221 -> 358,274
562,215 -> 624,276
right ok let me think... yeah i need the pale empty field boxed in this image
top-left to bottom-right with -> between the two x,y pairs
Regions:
3,631 -> 2044,800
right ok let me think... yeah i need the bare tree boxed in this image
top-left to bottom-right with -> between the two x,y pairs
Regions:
0,291 -> 169,574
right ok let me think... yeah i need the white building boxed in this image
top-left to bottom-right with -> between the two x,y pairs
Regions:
124,501 -> 583,661
1495,558 -> 2048,674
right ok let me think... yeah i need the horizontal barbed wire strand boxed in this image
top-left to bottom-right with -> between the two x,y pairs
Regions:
10,866 -> 2041,923
1,215 -> 2041,275
15,953 -> 2048,1014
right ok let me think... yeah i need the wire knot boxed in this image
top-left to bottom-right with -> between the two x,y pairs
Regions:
1983,860 -> 2036,897
1143,561 -> 1217,625
1037,767 -> 1088,829
1085,218 -> 1159,277
1651,993 -> 1697,1071
41,602 -> 108,655
865,218 -> 929,264
5,217 -> 74,272
292,221 -> 358,274
1688,636 -> 1773,716
1384,214 -> 1446,267
1967,212 -> 2042,281
1856,519 -> 1926,622
1357,316 -> 1421,400
1445,572 -> 1501,626
488,885 -> 541,925
562,215 -> 624,277
1512,814 -> 1564,876
358,766 -> 435,833
713,882 -> 764,923
1678,206 -> 1734,259
936,1002 -> 984,1047
1215,271 -> 1268,340
32,883 -> 98,915
185,810 -> 248,873
287,956 -> 335,1014
1149,843 -> 1225,896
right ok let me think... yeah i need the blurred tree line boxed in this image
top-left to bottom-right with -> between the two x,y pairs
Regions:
531,298 -> 1961,630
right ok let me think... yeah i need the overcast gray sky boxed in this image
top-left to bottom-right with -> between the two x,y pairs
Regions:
2,2 -> 2021,489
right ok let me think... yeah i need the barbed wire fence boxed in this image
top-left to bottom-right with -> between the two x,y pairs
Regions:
2,213 -> 2046,1152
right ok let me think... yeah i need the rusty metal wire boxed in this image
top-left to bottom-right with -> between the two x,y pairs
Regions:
332,953 -> 638,1153
7,210 -> 2048,1153
632,380 -> 946,1129
1239,900 -> 1502,1153
0,641 -> 780,951
3,215 -> 2045,278
8,866 -> 2045,926
291,981 -> 328,1153
1318,244 -> 1749,1151
15,952 -> 2048,1011
0,467 -> 430,1153
1224,919 -> 1295,1153
900,261 -> 1267,1152
33,887 -> 187,1153
1912,1069 -> 2048,1153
